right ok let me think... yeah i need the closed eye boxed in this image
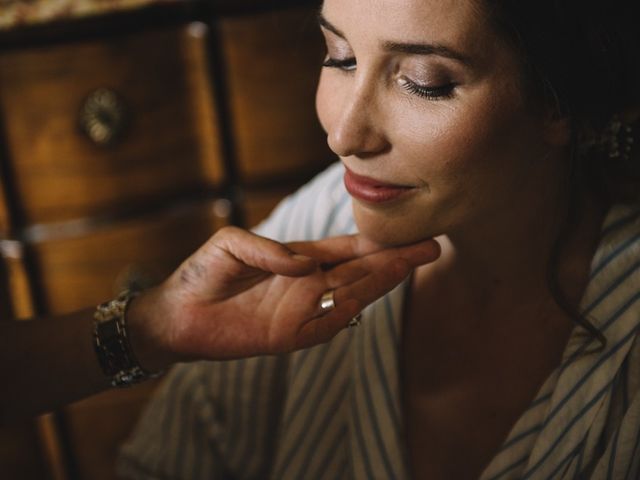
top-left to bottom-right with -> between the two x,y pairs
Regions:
322,56 -> 357,72
398,77 -> 456,100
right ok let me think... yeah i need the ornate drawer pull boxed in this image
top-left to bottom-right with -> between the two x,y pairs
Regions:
79,88 -> 129,147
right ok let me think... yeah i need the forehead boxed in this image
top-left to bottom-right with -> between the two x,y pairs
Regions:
321,0 -> 493,54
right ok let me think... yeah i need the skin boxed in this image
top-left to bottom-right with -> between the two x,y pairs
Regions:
1,228 -> 440,424
316,0 -> 606,477
1,3 -> 608,475
317,0 -> 568,248
126,227 -> 440,369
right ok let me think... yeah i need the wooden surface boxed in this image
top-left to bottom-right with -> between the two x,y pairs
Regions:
0,0 -> 169,30
0,0 -> 319,35
221,7 -> 334,185
0,258 -> 12,320
28,201 -> 226,480
241,185 -> 299,229
0,3 -> 331,479
0,181 -> 10,235
32,201 -> 226,315
0,421 -> 50,480
0,241 -> 36,320
0,24 -> 224,226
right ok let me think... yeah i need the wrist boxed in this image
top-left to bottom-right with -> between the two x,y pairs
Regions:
93,289 -> 165,387
124,287 -> 178,373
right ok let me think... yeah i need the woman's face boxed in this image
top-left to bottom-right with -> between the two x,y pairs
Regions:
316,0 -> 561,246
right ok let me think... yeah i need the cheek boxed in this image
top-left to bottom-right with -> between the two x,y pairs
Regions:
315,71 -> 335,135
395,91 -> 541,185
390,106 -> 476,184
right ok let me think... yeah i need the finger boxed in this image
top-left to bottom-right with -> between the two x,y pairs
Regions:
287,235 -> 440,267
300,257 -> 413,344
286,235 -> 383,265
322,238 -> 440,289
212,226 -> 318,276
295,299 -> 361,350
331,257 -> 414,314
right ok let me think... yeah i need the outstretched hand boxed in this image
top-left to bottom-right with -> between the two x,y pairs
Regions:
127,226 -> 440,371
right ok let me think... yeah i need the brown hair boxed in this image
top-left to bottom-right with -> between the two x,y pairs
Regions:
483,0 -> 640,347
485,0 -> 640,203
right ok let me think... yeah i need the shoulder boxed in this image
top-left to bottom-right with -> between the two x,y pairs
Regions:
580,202 -> 640,336
594,202 -> 640,262
587,202 -> 640,293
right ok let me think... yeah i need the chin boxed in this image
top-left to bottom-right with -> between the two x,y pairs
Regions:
358,229 -> 432,247
354,207 -> 434,247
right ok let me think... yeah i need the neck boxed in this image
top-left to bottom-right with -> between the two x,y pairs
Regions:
419,155 -> 606,313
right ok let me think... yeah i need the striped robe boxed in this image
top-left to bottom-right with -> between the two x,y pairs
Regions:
118,163 -> 640,479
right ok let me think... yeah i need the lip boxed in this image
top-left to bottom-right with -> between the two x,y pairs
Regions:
343,167 -> 415,204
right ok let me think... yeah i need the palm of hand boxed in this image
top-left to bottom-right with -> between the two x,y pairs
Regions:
147,227 -> 440,364
167,249 -> 342,359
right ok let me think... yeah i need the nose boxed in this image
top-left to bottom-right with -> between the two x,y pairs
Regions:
326,82 -> 389,158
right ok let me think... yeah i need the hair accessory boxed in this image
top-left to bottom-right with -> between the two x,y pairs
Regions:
603,115 -> 634,161
93,290 -> 163,387
319,289 -> 336,313
581,114 -> 635,162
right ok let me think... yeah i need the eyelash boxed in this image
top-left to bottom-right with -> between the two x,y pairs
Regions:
398,78 -> 456,100
322,56 -> 357,71
322,56 -> 456,100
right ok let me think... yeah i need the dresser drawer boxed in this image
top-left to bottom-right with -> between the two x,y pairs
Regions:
0,180 -> 11,236
25,201 -> 228,314
16,201 -> 228,480
0,24 -> 224,225
221,6 -> 334,185
241,185 -> 297,229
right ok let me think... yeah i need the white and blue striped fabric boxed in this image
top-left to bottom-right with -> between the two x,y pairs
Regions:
118,162 -> 640,479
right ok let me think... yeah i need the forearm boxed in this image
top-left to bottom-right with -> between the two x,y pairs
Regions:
0,308 -> 110,425
0,230 -> 441,424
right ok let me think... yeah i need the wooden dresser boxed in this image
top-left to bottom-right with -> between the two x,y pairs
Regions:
0,1 -> 332,478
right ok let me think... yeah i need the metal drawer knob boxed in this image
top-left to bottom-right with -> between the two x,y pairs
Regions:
79,88 -> 129,147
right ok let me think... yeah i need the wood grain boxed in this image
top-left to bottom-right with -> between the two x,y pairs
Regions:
30,201 -> 226,314
0,5 -> 334,479
0,181 -> 10,235
0,25 -> 224,225
0,255 -> 14,320
23,201 -> 227,480
0,251 -> 70,480
220,6 -> 335,185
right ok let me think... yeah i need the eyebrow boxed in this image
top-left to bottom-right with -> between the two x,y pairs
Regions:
317,12 -> 473,67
